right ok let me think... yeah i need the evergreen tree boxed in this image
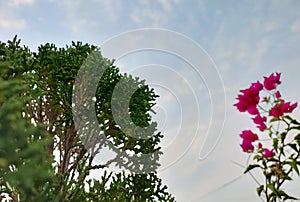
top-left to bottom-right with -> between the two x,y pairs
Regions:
0,36 -> 175,201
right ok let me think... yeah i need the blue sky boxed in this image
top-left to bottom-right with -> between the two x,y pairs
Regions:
1,0 -> 300,201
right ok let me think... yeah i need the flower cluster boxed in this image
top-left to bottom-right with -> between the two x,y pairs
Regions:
234,72 -> 297,158
234,72 -> 300,201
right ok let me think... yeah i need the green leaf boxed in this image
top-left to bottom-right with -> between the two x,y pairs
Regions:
253,154 -> 263,162
284,115 -> 295,122
290,117 -> 300,125
267,183 -> 277,194
290,126 -> 300,130
283,174 -> 293,181
283,195 -> 298,200
280,132 -> 287,141
256,185 -> 264,196
278,190 -> 288,197
290,160 -> 300,176
295,134 -> 300,146
292,120 -> 300,125
273,138 -> 279,152
287,143 -> 298,153
270,117 -> 280,123
244,164 -> 261,174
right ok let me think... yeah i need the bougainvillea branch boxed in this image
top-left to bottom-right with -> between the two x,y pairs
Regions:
234,72 -> 300,201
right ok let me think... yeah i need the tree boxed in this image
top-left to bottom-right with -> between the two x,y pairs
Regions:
0,36 -> 175,201
0,36 -> 57,201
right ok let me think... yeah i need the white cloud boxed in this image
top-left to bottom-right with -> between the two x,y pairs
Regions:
0,1 -> 29,30
157,0 -> 180,12
0,16 -> 27,30
9,0 -> 35,6
210,32 -> 271,77
130,9 -> 168,27
60,0 -> 122,34
69,18 -> 99,34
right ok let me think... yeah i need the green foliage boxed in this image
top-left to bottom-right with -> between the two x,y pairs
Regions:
0,37 -> 58,201
252,114 -> 300,201
0,36 -> 175,201
104,172 -> 174,202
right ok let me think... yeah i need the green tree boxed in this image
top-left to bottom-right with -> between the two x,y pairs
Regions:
0,36 -> 58,201
0,36 -> 175,201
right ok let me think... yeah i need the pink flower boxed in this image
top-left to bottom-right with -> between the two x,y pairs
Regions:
283,102 -> 298,113
258,124 -> 267,131
251,81 -> 263,92
241,139 -> 255,152
270,103 -> 283,118
253,114 -> 267,131
234,82 -> 262,115
275,91 -> 281,98
263,148 -> 275,158
240,130 -> 259,142
258,142 -> 263,149
276,101 -> 297,116
270,101 -> 298,118
263,72 -> 281,91
240,130 -> 258,153
247,106 -> 259,115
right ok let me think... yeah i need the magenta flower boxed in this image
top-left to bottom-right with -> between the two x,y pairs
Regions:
270,101 -> 298,118
234,82 -> 263,115
269,105 -> 282,118
263,72 -> 281,91
253,114 -> 267,131
240,130 -> 259,142
251,81 -> 263,92
258,124 -> 266,131
263,148 -> 275,158
241,139 -> 255,152
275,91 -> 281,98
247,105 -> 259,115
240,130 -> 258,152
282,102 -> 298,113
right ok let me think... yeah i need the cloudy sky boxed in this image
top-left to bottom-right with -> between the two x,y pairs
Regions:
1,0 -> 300,201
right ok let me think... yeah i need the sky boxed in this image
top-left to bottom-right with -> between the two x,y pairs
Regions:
1,0 -> 300,201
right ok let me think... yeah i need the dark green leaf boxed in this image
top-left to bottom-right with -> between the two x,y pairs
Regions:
270,117 -> 280,123
287,143 -> 298,153
256,185 -> 264,196
290,160 -> 300,176
290,126 -> 300,130
284,115 -> 296,122
291,119 -> 300,125
244,164 -> 261,174
267,183 -> 277,194
280,132 -> 287,141
273,138 -> 279,152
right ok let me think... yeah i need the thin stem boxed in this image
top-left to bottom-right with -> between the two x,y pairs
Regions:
263,160 -> 270,201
